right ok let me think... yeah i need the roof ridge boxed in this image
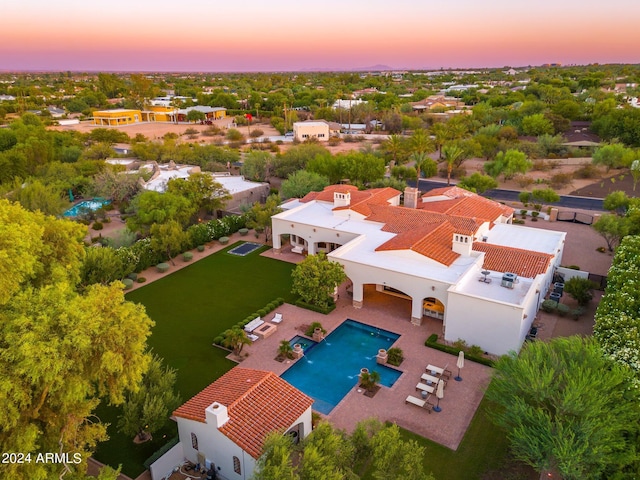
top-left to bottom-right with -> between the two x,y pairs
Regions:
227,369 -> 273,409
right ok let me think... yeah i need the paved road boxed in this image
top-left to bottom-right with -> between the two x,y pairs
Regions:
413,179 -> 605,211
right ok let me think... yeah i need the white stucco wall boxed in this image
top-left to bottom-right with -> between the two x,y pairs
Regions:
293,122 -> 329,141
444,292 -> 525,356
149,442 -> 185,480
272,217 -> 360,254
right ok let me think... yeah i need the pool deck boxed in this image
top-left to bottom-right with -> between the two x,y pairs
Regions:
234,281 -> 493,451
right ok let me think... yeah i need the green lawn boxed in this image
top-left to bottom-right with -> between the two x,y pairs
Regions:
361,396 -> 512,480
94,242 -> 297,477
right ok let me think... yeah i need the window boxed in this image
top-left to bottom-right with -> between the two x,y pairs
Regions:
191,433 -> 198,450
233,456 -> 241,474
318,133 -> 325,137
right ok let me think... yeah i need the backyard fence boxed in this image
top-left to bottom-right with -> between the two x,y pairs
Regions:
556,211 -> 594,225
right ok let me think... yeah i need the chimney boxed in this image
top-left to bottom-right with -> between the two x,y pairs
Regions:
452,233 -> 473,256
333,191 -> 351,207
205,402 -> 229,428
404,187 -> 419,209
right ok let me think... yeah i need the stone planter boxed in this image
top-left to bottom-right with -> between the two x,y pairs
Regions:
183,252 -> 193,262
376,348 -> 388,365
197,245 -> 205,252
292,343 -> 304,359
359,367 -> 369,381
312,327 -> 324,342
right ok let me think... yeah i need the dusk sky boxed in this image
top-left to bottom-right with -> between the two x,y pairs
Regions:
2,0 -> 638,72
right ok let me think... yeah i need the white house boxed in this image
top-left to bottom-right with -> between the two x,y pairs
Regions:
150,368 -> 313,480
292,120 -> 335,142
271,185 -> 565,355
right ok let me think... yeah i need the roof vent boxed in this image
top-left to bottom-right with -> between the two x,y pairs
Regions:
501,272 -> 517,289
482,236 -> 488,242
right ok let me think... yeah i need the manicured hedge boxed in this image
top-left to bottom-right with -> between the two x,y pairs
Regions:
425,334 -> 495,367
295,300 -> 336,315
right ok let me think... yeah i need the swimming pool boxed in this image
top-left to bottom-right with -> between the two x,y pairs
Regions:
281,319 -> 402,414
63,199 -> 111,217
228,242 -> 262,256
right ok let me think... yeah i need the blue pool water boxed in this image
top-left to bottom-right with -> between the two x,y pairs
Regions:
228,242 -> 262,256
63,199 -> 111,217
289,335 -> 318,353
281,319 -> 402,414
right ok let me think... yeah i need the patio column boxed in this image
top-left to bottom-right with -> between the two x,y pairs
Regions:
411,297 -> 423,326
307,240 -> 316,255
273,232 -> 282,251
352,282 -> 363,309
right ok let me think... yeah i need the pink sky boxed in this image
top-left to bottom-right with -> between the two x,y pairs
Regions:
1,0 -> 638,71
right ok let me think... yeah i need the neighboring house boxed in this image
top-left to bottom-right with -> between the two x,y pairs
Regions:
47,106 -> 66,118
175,105 -> 227,122
271,185 -> 565,355
332,98 -> 366,109
0,94 -> 16,101
148,368 -> 313,480
127,161 -> 269,212
92,108 -> 142,126
410,95 -> 465,112
293,120 -> 331,141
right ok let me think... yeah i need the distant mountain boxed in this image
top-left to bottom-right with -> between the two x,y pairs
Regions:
353,64 -> 394,71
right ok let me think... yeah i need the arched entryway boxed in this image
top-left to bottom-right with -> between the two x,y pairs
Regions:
422,297 -> 445,320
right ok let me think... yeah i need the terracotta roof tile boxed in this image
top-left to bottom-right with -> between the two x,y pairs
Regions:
301,185 -> 401,216
418,186 -> 513,223
473,242 -> 552,278
376,222 -> 461,266
173,368 -> 313,459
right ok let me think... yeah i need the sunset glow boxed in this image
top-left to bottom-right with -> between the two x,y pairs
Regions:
2,0 -> 638,71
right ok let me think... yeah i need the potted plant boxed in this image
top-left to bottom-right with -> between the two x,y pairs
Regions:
276,339 -> 294,361
359,370 -> 381,393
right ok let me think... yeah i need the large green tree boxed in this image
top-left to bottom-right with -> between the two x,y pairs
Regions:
247,194 -> 282,242
487,336 -> 639,480
291,252 -> 347,309
280,170 -> 329,199
166,172 -> 231,217
126,190 -> 195,234
0,200 -> 153,480
118,354 -> 181,442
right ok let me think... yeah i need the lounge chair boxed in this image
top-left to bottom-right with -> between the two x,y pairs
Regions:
247,333 -> 259,342
421,373 -> 446,387
416,383 -> 435,394
272,312 -> 283,324
405,395 -> 433,413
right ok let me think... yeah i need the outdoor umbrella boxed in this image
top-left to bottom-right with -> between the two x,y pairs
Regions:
455,350 -> 465,381
433,379 -> 444,412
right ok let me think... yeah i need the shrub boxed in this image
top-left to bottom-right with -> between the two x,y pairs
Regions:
468,345 -> 484,357
564,276 -> 597,306
571,307 -> 586,320
550,172 -> 573,188
197,245 -> 205,252
541,299 -> 558,313
219,236 -> 229,245
515,175 -> 535,188
238,228 -> 248,236
156,263 -> 170,273
213,336 -> 223,345
127,272 -> 138,281
386,347 -> 404,366
137,277 -> 146,283
122,278 -> 134,290
425,334 -> 493,367
249,129 -> 264,138
305,322 -> 327,336
513,218 -> 525,225
573,164 -> 599,179
257,309 -> 267,317
92,221 -> 104,231
531,211 -> 540,218
183,252 -> 193,261
596,246 -> 606,253
277,297 -> 285,305
452,338 -> 468,351
556,303 -> 571,317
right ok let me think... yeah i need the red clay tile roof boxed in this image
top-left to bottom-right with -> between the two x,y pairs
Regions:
173,368 -> 313,459
301,185 -> 401,216
473,242 -> 553,278
418,186 -> 513,223
376,222 -> 461,266
367,204 -> 481,236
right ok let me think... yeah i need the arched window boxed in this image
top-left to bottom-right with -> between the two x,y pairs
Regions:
233,456 -> 241,474
191,433 -> 198,450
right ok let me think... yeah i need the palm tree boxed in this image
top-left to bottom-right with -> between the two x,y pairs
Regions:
409,129 -> 434,157
381,134 -> 406,166
409,151 -> 430,179
222,328 -> 252,356
442,144 -> 466,186
278,339 -> 294,360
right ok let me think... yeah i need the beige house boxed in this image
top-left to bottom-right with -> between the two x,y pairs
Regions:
293,120 -> 331,141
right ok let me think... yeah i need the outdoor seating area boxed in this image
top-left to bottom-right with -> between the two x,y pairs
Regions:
244,317 -> 264,333
254,322 -> 277,339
